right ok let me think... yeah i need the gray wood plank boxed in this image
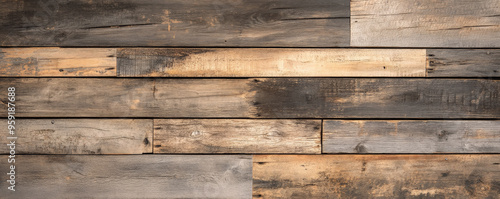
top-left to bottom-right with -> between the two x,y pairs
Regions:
254,155 -> 500,198
0,155 -> 252,198
117,48 -> 425,77
0,0 -> 349,47
323,120 -> 500,153
351,0 -> 500,47
0,119 -> 152,154
154,119 -> 321,154
1,78 -> 498,118
427,49 -> 500,77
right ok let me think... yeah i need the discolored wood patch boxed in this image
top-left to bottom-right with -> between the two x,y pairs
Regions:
253,155 -> 500,198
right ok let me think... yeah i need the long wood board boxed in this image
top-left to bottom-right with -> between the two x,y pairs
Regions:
154,119 -> 321,154
351,0 -> 500,47
0,0 -> 349,47
253,155 -> 500,198
0,119 -> 152,154
117,48 -> 425,77
0,155 -> 252,198
323,120 -> 500,153
1,78 -> 498,118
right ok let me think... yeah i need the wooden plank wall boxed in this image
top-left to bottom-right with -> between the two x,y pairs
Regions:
0,0 -> 499,198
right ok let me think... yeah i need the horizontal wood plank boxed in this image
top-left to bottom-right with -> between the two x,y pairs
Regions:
0,48 -> 116,76
351,0 -> 500,47
0,155 -> 252,198
117,48 -> 426,77
0,119 -> 152,154
154,119 -> 321,154
427,49 -> 500,77
323,120 -> 500,153
1,78 -> 498,118
253,155 -> 500,198
0,0 -> 349,47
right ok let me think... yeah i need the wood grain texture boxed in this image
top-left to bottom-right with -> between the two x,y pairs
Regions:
253,155 -> 500,198
323,120 -> 500,154
351,0 -> 500,47
154,119 -> 321,154
1,78 -> 498,118
0,48 -> 116,76
427,49 -> 500,77
0,0 -> 349,47
0,155 -> 252,198
117,48 -> 425,77
0,119 -> 152,154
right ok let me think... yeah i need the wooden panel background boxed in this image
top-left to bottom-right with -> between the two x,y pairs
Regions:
0,0 -> 499,198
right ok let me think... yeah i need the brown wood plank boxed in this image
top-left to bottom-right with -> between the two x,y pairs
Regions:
351,0 -> 500,47
427,49 -> 500,77
154,119 -> 321,154
0,48 -> 116,77
253,155 -> 500,198
117,48 -> 425,77
0,119 -> 152,154
0,155 -> 252,198
0,0 -> 349,47
323,120 -> 500,154
1,78 -> 498,118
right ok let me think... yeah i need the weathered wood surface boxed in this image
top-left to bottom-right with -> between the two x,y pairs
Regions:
0,48 -> 116,76
118,48 -> 425,77
0,155 -> 252,198
323,120 -> 500,153
0,119 -> 152,154
427,49 -> 500,77
1,78 -> 498,118
253,155 -> 500,198
351,0 -> 500,47
0,0 -> 349,47
154,119 -> 321,154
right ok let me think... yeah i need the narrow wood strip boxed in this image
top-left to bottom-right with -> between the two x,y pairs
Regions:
323,120 -> 500,153
0,48 -> 116,76
154,119 -> 321,154
0,119 -> 152,154
117,48 -> 426,77
427,49 -> 500,77
1,78 -> 498,118
253,155 -> 500,198
0,155 -> 252,198
351,0 -> 500,47
0,0 -> 349,47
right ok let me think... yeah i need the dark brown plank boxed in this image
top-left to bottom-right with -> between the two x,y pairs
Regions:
427,49 -> 500,77
117,48 -> 425,77
0,0 -> 349,47
323,120 -> 500,153
154,119 -> 321,154
1,155 -> 252,198
1,78 -> 498,118
0,119 -> 152,154
351,0 -> 500,47
253,155 -> 500,198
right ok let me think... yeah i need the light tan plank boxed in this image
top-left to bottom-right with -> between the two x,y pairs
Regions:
118,48 -> 426,77
0,119 -> 152,154
323,120 -> 500,153
351,0 -> 500,47
0,48 -> 116,76
154,119 -> 321,154
253,155 -> 500,198
1,155 -> 252,198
